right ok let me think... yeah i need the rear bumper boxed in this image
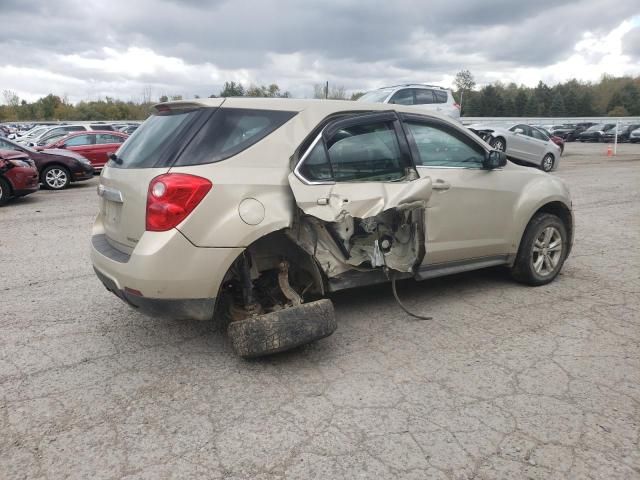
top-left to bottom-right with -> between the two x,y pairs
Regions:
93,268 -> 217,321
90,220 -> 243,321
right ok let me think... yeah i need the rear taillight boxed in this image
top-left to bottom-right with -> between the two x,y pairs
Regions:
453,102 -> 461,110
146,173 -> 212,231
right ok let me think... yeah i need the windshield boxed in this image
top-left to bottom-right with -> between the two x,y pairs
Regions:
586,124 -> 604,132
24,127 -> 47,138
357,89 -> 394,103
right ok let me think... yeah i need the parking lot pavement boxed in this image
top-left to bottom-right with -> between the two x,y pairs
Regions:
1,142 -> 639,480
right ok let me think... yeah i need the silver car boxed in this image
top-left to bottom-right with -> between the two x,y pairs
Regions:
469,123 -> 561,172
357,84 -> 461,120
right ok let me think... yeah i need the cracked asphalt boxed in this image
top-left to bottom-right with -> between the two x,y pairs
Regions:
1,142 -> 639,479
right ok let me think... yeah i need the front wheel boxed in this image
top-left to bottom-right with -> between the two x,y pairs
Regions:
541,154 -> 555,172
511,213 -> 568,286
41,165 -> 70,190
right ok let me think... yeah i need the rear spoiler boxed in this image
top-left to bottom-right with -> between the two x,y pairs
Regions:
152,98 -> 225,113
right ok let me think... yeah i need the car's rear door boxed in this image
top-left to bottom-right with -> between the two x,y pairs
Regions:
289,111 -> 432,272
529,128 -> 552,162
93,133 -> 126,168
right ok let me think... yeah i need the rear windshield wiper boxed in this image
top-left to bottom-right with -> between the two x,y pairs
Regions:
108,153 -> 123,165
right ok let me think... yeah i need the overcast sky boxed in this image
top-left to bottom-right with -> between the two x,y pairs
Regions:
1,0 -> 639,103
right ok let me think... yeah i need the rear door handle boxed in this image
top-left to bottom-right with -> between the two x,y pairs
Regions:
432,179 -> 451,191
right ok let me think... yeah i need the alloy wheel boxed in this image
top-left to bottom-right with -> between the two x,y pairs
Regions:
542,155 -> 554,172
45,168 -> 68,189
493,139 -> 505,151
531,226 -> 562,277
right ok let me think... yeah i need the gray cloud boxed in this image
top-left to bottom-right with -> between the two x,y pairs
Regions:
622,26 -> 640,59
0,0 -> 638,102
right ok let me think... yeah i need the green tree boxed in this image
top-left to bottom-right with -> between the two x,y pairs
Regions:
524,95 -> 539,116
514,90 -> 527,116
549,93 -> 566,117
534,81 -> 552,116
576,92 -> 595,116
563,90 -> 578,116
219,81 -> 245,97
462,92 -> 482,116
454,69 -> 476,111
608,105 -> 629,116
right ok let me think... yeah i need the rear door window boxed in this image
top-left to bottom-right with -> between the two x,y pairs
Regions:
415,90 -> 435,104
65,134 -> 95,146
327,121 -> 406,181
434,90 -> 448,103
531,129 -> 549,141
296,116 -> 409,183
388,89 -> 415,105
96,134 -> 125,144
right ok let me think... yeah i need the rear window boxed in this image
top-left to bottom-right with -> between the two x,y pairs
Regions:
111,109 -> 202,168
111,107 -> 296,169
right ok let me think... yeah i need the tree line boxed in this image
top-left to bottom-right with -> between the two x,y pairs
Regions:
456,72 -> 640,117
1,74 -> 639,122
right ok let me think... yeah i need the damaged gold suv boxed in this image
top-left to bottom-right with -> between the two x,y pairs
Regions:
91,98 -> 573,357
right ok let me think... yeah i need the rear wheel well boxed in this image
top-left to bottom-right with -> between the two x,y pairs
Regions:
215,231 -> 327,325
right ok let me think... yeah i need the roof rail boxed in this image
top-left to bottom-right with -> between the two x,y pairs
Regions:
387,83 -> 447,90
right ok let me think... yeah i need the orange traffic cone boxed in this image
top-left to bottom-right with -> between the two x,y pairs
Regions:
606,144 -> 613,157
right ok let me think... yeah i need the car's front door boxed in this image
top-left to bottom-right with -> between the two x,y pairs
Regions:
507,124 -> 536,162
63,134 -> 98,165
288,112 -> 432,275
402,114 -> 526,266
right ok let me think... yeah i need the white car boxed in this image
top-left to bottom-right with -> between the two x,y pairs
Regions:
357,84 -> 461,120
469,123 -> 561,172
18,123 -> 116,147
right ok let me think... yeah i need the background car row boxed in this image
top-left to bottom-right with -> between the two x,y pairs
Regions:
0,125 -> 130,203
545,122 -> 640,142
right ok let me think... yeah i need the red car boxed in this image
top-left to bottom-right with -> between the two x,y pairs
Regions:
41,130 -> 128,169
0,150 -> 39,205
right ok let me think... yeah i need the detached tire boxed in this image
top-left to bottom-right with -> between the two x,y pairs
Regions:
227,299 -> 336,358
511,213 -> 568,286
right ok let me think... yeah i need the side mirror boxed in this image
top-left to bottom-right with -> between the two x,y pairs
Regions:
483,150 -> 507,170
514,128 -> 524,134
